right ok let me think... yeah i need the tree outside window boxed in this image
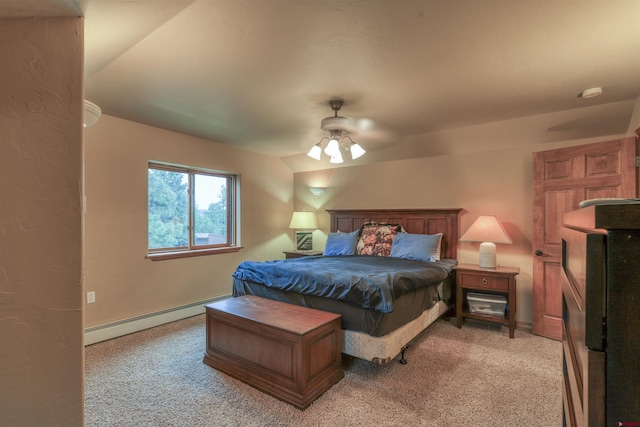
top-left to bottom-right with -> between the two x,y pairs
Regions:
148,163 -> 237,255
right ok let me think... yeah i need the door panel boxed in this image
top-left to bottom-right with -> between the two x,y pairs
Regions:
532,260 -> 563,341
532,137 -> 638,340
585,185 -> 619,199
544,190 -> 573,246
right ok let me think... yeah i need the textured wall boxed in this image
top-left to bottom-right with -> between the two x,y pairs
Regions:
0,18 -> 84,426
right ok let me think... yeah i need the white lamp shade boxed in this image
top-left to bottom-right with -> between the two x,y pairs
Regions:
329,150 -> 344,163
460,215 -> 512,268
324,139 -> 341,156
289,212 -> 318,229
307,144 -> 322,160
350,143 -> 366,159
83,99 -> 102,127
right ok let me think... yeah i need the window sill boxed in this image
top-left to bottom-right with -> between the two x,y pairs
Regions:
147,246 -> 243,261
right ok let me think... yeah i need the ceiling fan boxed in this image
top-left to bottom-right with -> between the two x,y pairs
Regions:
307,98 -> 366,164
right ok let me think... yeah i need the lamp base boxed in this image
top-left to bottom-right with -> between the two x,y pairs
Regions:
295,231 -> 313,251
478,241 -> 497,268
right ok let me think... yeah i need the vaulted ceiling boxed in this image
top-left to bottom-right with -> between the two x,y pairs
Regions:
3,0 -> 640,172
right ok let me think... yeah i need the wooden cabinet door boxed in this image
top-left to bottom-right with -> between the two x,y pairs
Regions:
532,137 -> 638,340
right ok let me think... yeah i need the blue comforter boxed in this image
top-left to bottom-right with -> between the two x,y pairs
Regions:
232,255 -> 457,313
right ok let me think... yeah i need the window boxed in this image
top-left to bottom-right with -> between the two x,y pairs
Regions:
147,162 -> 240,260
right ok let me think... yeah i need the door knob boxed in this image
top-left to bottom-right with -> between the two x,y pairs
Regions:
535,249 -> 543,256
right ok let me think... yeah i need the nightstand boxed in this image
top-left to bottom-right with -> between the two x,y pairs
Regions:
455,263 -> 520,338
283,250 -> 323,259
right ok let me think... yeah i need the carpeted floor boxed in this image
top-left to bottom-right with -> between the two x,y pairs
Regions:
85,315 -> 562,426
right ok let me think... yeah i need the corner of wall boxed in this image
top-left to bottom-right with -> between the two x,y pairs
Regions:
627,95 -> 640,136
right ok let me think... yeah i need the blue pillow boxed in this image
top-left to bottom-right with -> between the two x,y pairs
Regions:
390,232 -> 442,262
323,230 -> 359,256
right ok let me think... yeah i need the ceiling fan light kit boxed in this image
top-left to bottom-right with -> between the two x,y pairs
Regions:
349,142 -> 366,159
307,98 -> 366,163
330,154 -> 344,164
324,136 -> 341,156
306,143 -> 322,160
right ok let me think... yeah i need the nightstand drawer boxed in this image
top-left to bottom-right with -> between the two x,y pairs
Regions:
459,273 -> 509,291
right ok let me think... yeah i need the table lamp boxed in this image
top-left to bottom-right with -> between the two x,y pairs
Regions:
460,215 -> 512,268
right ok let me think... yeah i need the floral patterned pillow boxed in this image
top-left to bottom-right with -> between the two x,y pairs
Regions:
356,222 -> 406,256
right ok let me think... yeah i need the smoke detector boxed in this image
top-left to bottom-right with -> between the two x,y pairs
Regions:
579,87 -> 603,99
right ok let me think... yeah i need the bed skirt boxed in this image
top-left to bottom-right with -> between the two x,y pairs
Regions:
342,300 -> 449,364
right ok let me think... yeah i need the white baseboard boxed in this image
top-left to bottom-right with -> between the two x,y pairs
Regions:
84,295 -> 231,346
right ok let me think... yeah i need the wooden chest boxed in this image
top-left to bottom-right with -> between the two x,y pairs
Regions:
203,295 -> 343,409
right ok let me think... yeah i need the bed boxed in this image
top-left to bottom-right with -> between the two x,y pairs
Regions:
232,208 -> 462,364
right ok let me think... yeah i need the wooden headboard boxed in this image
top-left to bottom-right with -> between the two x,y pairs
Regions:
327,208 -> 462,260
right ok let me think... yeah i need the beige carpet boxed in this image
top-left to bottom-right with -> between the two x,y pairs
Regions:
85,314 -> 562,426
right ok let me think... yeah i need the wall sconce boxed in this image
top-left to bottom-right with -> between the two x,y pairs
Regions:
459,215 -> 512,268
84,100 -> 102,127
289,211 -> 318,251
309,187 -> 326,196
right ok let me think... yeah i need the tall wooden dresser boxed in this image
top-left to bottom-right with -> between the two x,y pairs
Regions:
561,204 -> 640,426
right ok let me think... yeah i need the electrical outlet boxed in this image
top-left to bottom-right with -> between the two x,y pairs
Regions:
87,291 -> 96,304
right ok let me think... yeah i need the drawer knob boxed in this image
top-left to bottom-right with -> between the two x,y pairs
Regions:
482,278 -> 488,285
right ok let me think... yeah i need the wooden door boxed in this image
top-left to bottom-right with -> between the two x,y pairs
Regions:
532,137 -> 638,340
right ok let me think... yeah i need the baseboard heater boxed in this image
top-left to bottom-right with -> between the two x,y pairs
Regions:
84,294 -> 231,346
